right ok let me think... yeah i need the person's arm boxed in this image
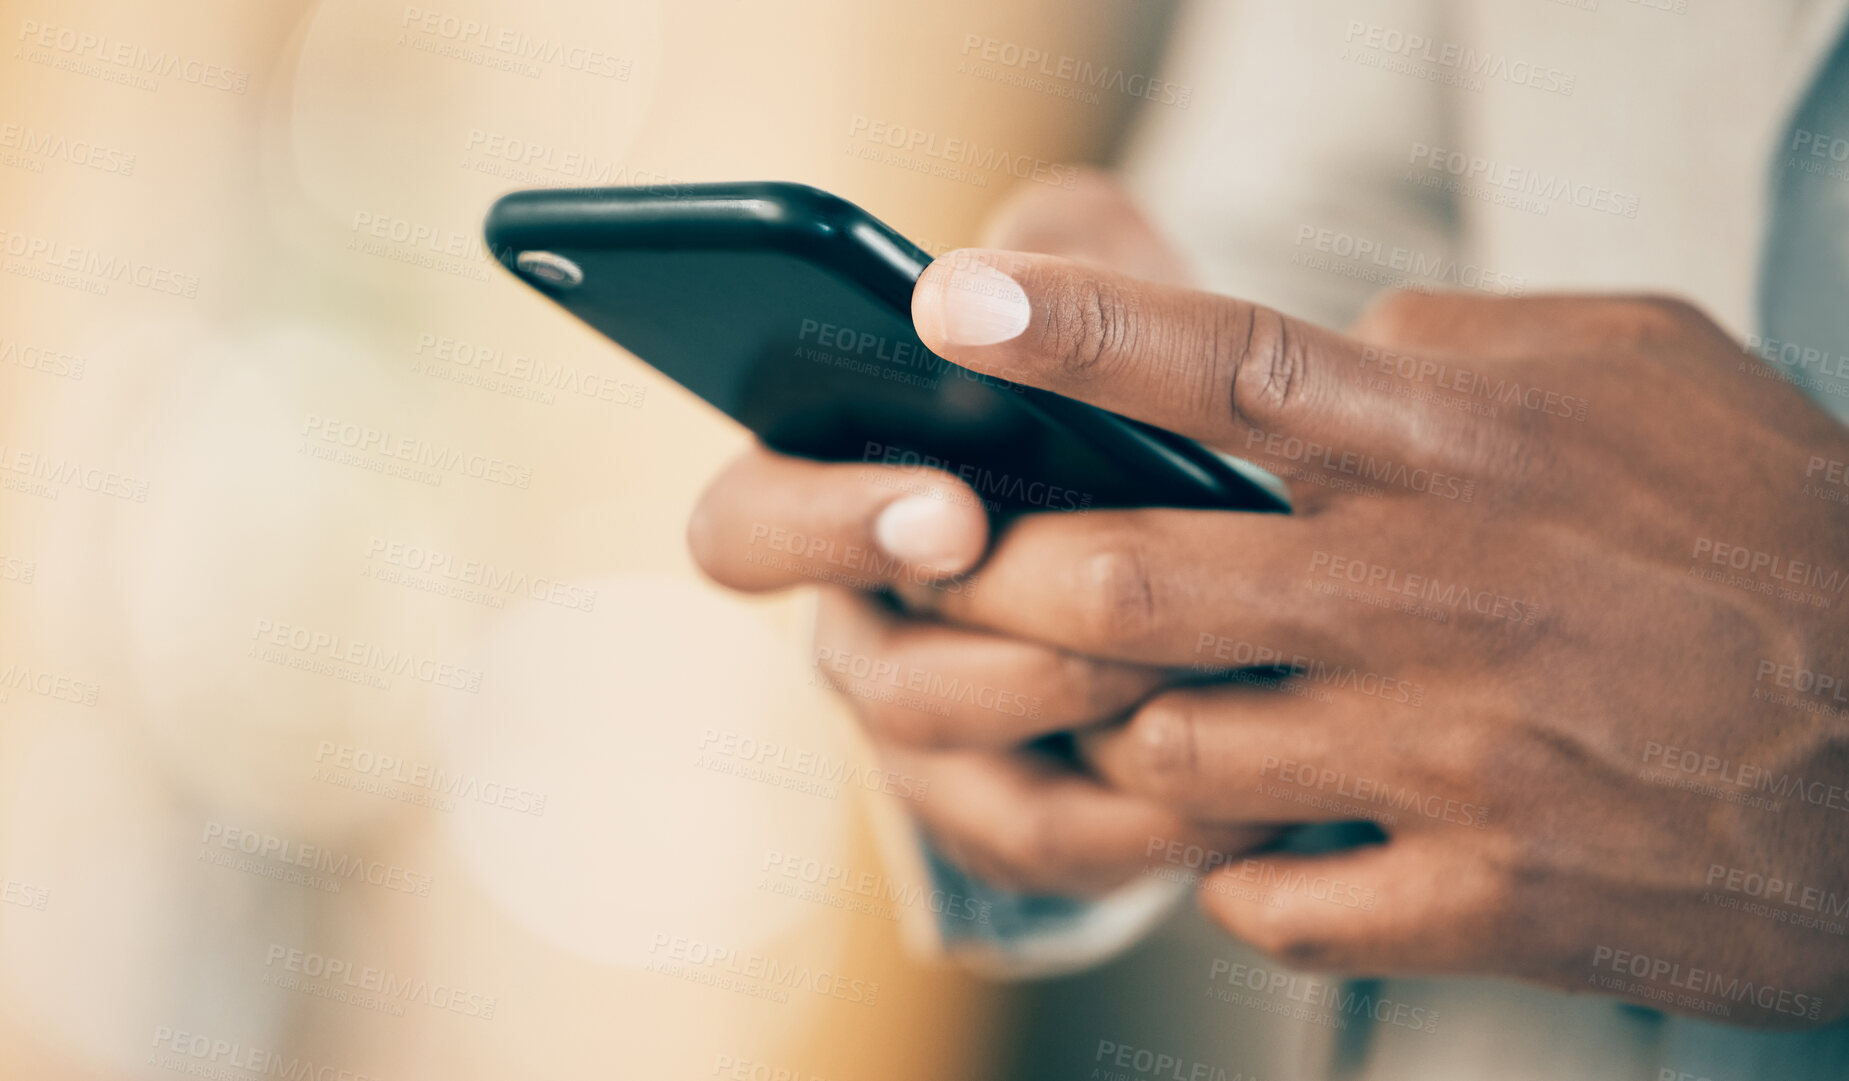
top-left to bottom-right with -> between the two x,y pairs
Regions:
877,247 -> 1849,1025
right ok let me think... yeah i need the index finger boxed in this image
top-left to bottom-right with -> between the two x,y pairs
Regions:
911,249 -> 1447,465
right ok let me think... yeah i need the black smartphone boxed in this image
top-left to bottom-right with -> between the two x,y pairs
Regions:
482,181 -> 1287,514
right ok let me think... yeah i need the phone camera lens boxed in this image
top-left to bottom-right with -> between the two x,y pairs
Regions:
515,250 -> 584,288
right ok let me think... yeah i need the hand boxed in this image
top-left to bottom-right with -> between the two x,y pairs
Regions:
893,245 -> 1849,1026
687,174 -> 1277,895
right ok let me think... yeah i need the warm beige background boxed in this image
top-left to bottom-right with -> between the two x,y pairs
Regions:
0,1 -> 1171,1078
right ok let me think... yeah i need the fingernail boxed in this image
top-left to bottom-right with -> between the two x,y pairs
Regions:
920,258 -> 1031,346
874,494 -> 980,573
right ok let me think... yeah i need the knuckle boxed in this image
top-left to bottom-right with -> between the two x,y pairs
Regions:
1124,697 -> 1203,801
1040,270 -> 1134,381
1420,724 -> 1498,810
1229,305 -> 1310,428
1074,540 -> 1161,648
1450,724 -> 1496,780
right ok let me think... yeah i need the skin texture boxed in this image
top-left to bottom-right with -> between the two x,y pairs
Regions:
686,174 -> 1849,1027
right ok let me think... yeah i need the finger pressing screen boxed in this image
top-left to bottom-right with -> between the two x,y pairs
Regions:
911,248 -> 1468,478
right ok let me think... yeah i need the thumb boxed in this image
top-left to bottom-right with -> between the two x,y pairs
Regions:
687,446 -> 991,594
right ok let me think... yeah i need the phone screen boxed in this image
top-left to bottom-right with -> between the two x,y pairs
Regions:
489,182 -> 1285,514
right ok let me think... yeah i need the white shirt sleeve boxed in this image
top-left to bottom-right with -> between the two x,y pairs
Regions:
1123,0 -> 1457,329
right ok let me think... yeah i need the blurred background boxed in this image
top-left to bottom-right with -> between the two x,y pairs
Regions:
0,0 -> 1189,1078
